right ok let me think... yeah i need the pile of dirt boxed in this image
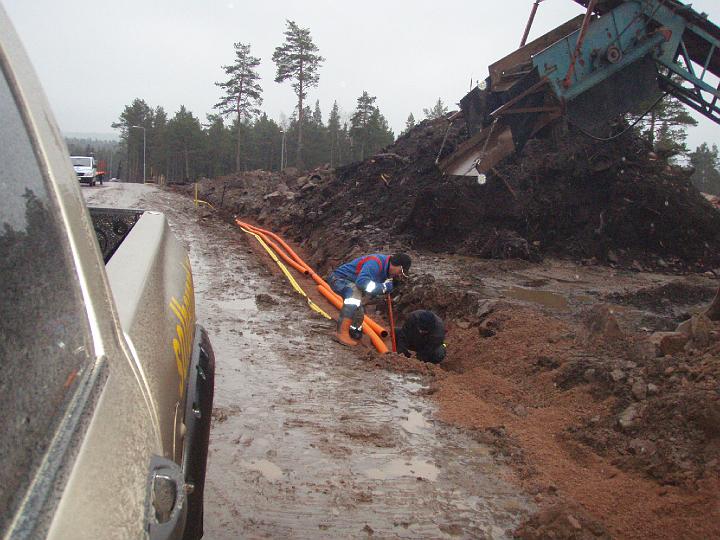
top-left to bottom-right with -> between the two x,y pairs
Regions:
190,117 -> 720,273
431,304 -> 720,538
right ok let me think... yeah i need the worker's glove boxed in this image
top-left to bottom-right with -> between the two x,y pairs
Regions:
381,279 -> 394,294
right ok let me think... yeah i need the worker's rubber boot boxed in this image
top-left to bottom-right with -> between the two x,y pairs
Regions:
335,318 -> 358,346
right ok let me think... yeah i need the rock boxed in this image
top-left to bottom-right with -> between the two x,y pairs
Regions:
610,369 -> 626,382
631,380 -> 647,400
607,249 -> 620,263
633,338 -> 658,360
456,320 -> 471,329
647,383 -> 659,395
300,181 -> 317,192
537,356 -> 560,370
255,293 -> 279,308
584,304 -> 624,342
618,403 -> 641,430
649,331 -> 689,356
567,514 -> 582,530
583,368 -> 596,382
513,405 -> 529,417
690,313 -> 712,347
628,438 -> 657,456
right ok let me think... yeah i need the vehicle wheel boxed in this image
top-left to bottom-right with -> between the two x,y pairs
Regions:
182,328 -> 215,540
91,179 -> 96,187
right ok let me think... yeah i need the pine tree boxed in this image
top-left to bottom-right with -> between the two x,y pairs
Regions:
328,101 -> 342,167
689,143 -> 720,195
629,81 -> 697,157
112,98 -> 153,182
404,113 -> 416,134
204,114 -> 234,177
423,98 -> 448,120
350,92 -> 394,161
150,106 -> 168,182
167,106 -> 204,182
214,42 -> 263,173
272,20 -> 324,170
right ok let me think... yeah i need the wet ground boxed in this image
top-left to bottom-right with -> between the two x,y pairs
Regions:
83,183 -> 532,538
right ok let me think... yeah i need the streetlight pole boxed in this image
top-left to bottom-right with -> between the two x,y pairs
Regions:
280,130 -> 286,171
130,125 -> 146,184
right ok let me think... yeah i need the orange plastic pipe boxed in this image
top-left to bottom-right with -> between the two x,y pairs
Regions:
245,222 -> 310,269
237,219 -> 389,338
317,285 -> 388,354
236,220 -> 309,275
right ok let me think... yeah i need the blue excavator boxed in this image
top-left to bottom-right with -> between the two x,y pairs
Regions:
440,0 -> 720,179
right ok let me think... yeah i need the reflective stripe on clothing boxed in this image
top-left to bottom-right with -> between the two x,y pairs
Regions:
331,254 -> 390,295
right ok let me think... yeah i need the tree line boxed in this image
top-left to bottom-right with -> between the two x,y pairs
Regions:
106,20 -> 402,183
74,18 -> 720,189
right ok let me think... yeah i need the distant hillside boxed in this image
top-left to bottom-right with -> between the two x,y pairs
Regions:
64,132 -> 119,142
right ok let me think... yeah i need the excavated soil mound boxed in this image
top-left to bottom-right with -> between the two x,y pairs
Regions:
192,117 -> 720,272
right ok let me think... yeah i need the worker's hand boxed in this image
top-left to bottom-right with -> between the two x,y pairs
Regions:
382,279 -> 394,294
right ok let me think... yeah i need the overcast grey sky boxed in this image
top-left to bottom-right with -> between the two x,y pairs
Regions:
4,0 -> 720,151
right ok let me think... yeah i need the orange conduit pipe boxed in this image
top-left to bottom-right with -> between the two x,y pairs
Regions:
236,219 -> 389,352
317,285 -> 388,354
237,219 -> 389,339
236,219 -> 309,276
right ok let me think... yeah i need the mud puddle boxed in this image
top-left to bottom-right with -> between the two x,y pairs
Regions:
503,287 -> 569,310
85,184 -> 532,538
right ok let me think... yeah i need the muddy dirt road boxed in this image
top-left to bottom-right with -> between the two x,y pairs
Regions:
84,183 -> 531,538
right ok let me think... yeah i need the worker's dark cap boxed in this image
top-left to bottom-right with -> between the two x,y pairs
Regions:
389,253 -> 411,274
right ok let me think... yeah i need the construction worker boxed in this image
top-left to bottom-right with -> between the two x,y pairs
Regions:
328,252 -> 411,346
396,310 -> 447,364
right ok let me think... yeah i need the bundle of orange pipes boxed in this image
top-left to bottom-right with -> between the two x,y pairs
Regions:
235,219 -> 389,354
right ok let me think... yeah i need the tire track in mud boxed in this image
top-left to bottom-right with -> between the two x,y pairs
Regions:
85,184 -> 532,538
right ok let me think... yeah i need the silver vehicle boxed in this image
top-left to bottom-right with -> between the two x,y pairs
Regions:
0,5 -> 214,539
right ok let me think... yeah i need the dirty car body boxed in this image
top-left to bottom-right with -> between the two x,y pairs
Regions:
0,6 -> 214,540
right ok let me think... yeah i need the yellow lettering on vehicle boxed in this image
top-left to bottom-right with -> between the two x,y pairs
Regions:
170,258 -> 196,398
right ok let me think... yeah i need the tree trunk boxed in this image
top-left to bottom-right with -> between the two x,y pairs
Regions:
236,124 -> 242,173
297,97 -> 304,170
296,67 -> 304,170
235,93 -> 242,173
184,147 -> 190,182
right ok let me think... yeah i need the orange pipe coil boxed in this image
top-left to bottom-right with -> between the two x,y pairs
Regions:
235,219 -> 389,352
238,219 -> 388,338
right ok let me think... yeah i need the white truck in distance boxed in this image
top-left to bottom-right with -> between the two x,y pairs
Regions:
71,155 -> 102,186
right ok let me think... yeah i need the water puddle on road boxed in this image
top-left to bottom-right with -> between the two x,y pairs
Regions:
402,410 -> 430,434
504,286 -> 569,310
362,457 -> 439,481
239,459 -> 284,481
